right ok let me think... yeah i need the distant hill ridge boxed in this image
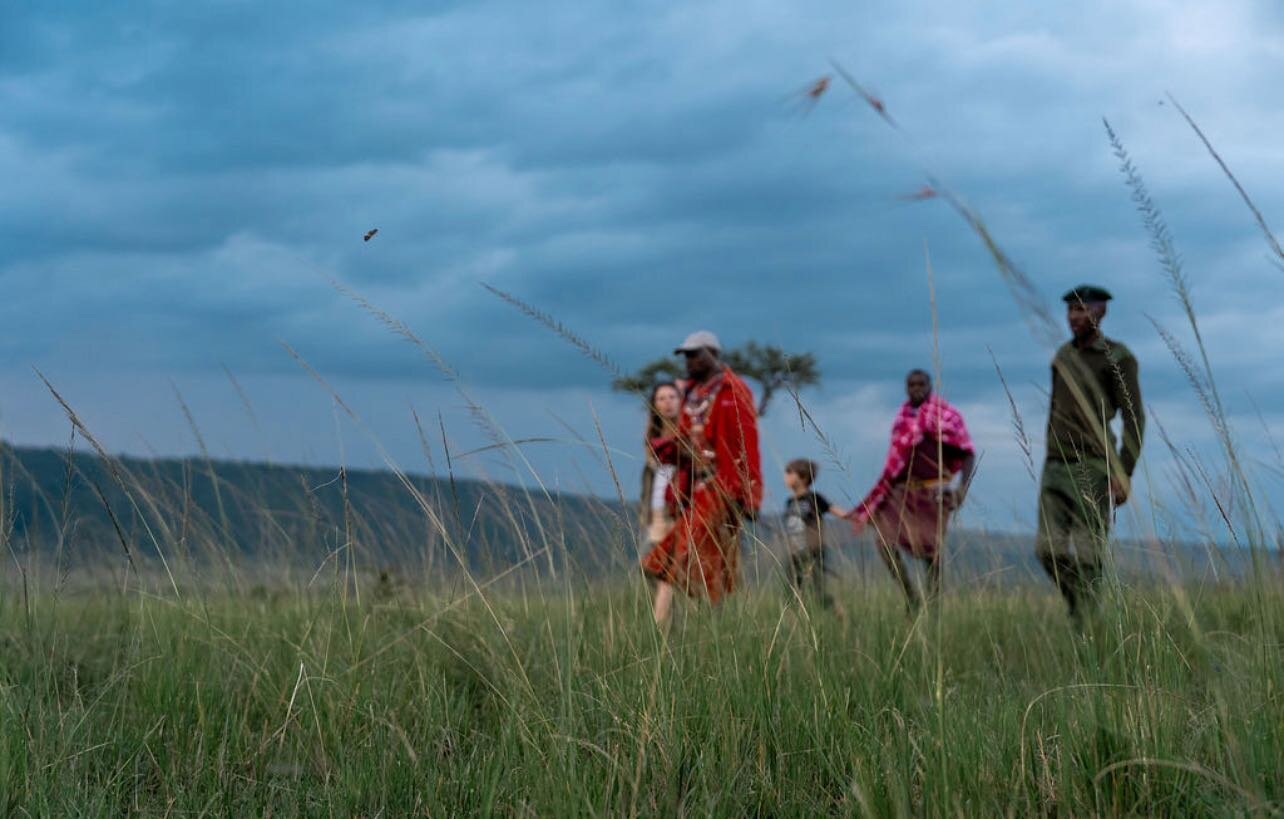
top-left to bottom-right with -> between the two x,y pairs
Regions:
0,443 -> 1265,584
0,442 -> 629,574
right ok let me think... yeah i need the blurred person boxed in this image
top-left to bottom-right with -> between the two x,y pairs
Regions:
1037,285 -> 1144,624
640,381 -> 684,546
852,369 -> 975,610
782,458 -> 849,611
641,331 -> 762,626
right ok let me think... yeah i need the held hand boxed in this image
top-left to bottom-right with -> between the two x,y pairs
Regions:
1110,476 -> 1130,506
942,487 -> 965,512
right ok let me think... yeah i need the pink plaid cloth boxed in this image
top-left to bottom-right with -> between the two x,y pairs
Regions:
852,394 -> 974,527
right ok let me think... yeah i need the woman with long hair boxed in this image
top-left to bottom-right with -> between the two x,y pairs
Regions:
639,381 -> 683,547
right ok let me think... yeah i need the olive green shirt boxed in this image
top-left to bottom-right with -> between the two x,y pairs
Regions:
1046,335 -> 1145,477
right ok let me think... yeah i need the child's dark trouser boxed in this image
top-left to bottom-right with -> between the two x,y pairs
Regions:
789,547 -> 833,609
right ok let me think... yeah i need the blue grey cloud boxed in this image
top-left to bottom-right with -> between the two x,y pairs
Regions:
2,0 -> 1283,529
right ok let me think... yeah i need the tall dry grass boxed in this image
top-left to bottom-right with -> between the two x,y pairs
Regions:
0,74 -> 1281,817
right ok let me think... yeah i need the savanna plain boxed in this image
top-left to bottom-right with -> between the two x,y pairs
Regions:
3,549 -> 1282,816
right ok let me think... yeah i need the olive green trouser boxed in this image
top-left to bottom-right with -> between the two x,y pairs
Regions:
1036,458 -> 1112,565
1036,458 -> 1112,615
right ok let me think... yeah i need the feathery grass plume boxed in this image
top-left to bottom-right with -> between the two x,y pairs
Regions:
329,277 -> 460,381
477,279 -> 661,566
1165,93 -> 1284,270
1106,120 -> 1265,546
933,185 -> 1061,346
829,59 -> 899,131
826,64 -> 1061,345
1146,318 -> 1225,442
988,348 -> 1036,483
325,282 -> 574,579
481,282 -> 625,380
1105,120 -> 1204,356
331,278 -> 510,465
278,341 -> 360,421
783,74 -> 831,118
328,278 -> 524,468
1104,118 -> 1230,424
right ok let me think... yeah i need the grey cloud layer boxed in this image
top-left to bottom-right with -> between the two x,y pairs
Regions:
2,1 -> 1283,512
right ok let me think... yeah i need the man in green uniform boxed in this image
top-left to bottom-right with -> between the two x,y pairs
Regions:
1037,285 -> 1145,622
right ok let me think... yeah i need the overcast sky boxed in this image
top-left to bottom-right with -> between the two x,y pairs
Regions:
2,0 -> 1282,538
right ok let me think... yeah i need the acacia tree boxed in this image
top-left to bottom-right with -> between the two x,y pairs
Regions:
611,340 -> 820,416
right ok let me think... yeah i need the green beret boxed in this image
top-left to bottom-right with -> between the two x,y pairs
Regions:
1062,284 -> 1113,304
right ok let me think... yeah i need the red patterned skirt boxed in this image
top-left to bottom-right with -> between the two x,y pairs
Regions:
641,485 -> 742,602
870,482 -> 952,559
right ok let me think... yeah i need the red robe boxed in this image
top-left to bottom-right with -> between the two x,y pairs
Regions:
641,368 -> 762,601
855,395 -> 974,558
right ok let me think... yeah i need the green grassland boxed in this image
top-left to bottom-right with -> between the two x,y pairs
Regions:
4,91 -> 1281,817
3,578 -> 1281,816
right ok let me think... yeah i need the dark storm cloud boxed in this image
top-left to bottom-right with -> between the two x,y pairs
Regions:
2,0 -> 1284,524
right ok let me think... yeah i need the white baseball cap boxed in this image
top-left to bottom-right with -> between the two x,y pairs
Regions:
674,330 -> 722,355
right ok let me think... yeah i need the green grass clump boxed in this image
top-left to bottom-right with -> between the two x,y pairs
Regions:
2,583 -> 1280,816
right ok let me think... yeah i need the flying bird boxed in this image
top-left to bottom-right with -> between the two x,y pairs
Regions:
363,228 -> 379,242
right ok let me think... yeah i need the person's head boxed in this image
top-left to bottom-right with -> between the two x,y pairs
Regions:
784,458 -> 819,493
652,379 -> 683,426
1063,285 -> 1112,343
674,330 -> 722,382
906,369 -> 932,407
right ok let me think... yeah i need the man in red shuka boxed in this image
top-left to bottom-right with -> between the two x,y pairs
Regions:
641,330 -> 763,625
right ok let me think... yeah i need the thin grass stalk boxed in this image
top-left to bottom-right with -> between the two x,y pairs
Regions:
923,241 -> 950,812
1165,94 -> 1284,270
171,382 -> 233,560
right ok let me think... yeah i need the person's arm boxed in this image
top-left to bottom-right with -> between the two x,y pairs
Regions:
1117,354 -> 1144,478
813,489 -> 850,520
716,379 -> 762,515
809,492 -> 846,520
639,462 -> 654,528
1110,353 -> 1144,505
950,451 -> 977,510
